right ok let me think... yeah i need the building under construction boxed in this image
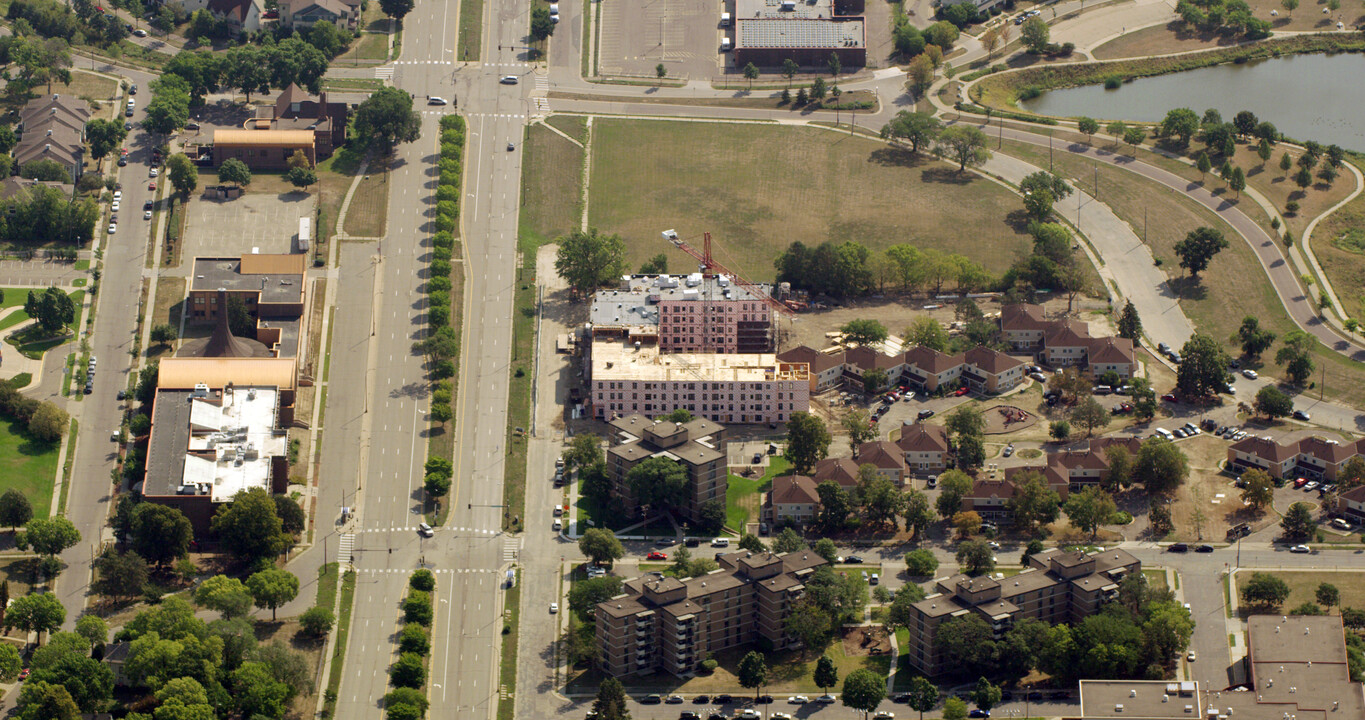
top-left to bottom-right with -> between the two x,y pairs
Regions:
589,274 -> 777,354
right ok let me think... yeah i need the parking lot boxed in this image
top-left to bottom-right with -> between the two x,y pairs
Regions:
597,0 -> 721,79
180,190 -> 311,260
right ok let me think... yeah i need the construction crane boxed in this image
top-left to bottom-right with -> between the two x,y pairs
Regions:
661,230 -> 797,315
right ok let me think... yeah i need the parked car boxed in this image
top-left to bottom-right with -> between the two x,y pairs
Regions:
664,695 -> 684,704
1002,444 -> 1014,457
917,409 -> 935,420
1290,544 -> 1311,553
646,551 -> 667,561
1092,385 -> 1112,395
641,695 -> 662,704
1293,410 -> 1311,421
816,694 -> 837,704
1243,369 -> 1259,380
845,556 -> 863,564
1195,544 -> 1214,553
1168,543 -> 1189,553
954,387 -> 969,396
969,711 -> 991,719
713,695 -> 732,705
788,696 -> 808,704
1162,393 -> 1178,402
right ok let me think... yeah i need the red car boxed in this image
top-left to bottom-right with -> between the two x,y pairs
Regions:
17,668 -> 28,681
1293,477 -> 1308,488
646,552 -> 667,561
148,181 -> 157,190
1161,393 -> 1178,402
954,387 -> 969,396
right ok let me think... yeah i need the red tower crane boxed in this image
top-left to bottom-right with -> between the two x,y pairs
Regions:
661,230 -> 796,315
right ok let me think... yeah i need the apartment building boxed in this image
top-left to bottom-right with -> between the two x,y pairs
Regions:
1227,434 -> 1365,480
595,550 -> 828,677
896,422 -> 950,473
777,345 -> 846,393
961,346 -> 1026,393
605,414 -> 727,525
844,346 -> 907,386
1000,304 -> 1137,378
963,470 -> 1070,521
902,548 -> 1139,675
588,340 -> 809,425
1041,436 -> 1143,492
854,440 -> 907,486
16,94 -> 89,183
1339,486 -> 1365,524
590,274 -> 776,354
764,475 -> 819,526
812,457 -> 860,489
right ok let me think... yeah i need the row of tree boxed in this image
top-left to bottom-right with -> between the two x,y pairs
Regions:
773,238 -> 994,300
0,186 -> 99,247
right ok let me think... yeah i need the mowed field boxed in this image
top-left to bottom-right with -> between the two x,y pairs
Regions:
586,119 -> 1035,282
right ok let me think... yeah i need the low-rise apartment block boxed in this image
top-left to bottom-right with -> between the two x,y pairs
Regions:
595,550 -> 827,677
902,548 -> 1139,675
764,475 -> 819,526
776,345 -> 846,393
896,422 -> 950,473
605,414 -> 727,525
812,457 -> 860,488
588,340 -> 809,424
1227,434 -> 1365,480
1000,304 -> 1137,378
854,440 -> 907,486
590,274 -> 776,354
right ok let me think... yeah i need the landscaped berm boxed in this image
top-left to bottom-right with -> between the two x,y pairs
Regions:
586,119 -> 1033,281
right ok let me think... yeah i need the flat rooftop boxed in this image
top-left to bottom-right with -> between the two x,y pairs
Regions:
591,340 -> 808,383
589,274 -> 772,330
145,386 -> 287,501
737,17 -> 865,49
1079,680 -> 1202,719
192,256 -> 304,304
737,0 -> 837,20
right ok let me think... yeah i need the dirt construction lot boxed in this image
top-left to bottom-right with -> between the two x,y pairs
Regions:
597,0 -> 720,79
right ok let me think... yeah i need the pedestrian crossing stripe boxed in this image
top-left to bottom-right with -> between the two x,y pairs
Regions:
393,60 -> 454,65
374,67 -> 394,79
355,526 -> 498,535
466,113 -> 526,119
355,568 -> 500,574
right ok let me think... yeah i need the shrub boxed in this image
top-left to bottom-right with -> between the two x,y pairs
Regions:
428,306 -> 449,329
403,591 -> 433,625
428,290 -> 450,309
1285,201 -> 1300,215
300,606 -> 334,636
701,658 -> 719,672
426,276 -> 452,294
432,231 -> 454,250
410,569 -> 436,591
399,622 -> 430,655
432,246 -> 452,263
430,259 -> 452,277
1017,86 -> 1042,101
1104,76 -> 1122,89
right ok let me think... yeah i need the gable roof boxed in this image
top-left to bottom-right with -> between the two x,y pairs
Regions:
812,457 -> 859,488
1087,336 -> 1136,365
769,475 -> 819,506
964,346 -> 1025,375
214,129 -> 315,147
1043,318 -> 1091,347
1296,436 -> 1357,464
855,440 -> 906,471
1000,303 -> 1048,332
903,345 -> 963,374
896,422 -> 948,453
1341,486 -> 1365,504
208,0 -> 257,20
965,478 -> 1016,501
844,346 -> 902,372
19,94 -> 89,128
1231,435 -> 1297,463
777,345 -> 845,373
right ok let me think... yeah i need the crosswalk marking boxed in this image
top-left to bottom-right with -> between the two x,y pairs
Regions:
503,537 -> 521,563
339,533 -> 355,565
355,525 -> 498,535
466,113 -> 526,119
374,66 -> 394,80
534,74 -> 548,91
533,97 -> 550,112
356,568 -> 500,574
393,60 -> 454,65
488,62 -> 530,70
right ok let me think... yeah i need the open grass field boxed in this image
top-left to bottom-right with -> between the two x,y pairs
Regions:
587,119 -> 1035,281
725,456 -> 791,534
317,146 -> 366,244
1236,570 -> 1365,613
1312,158 -> 1365,323
1096,5 -> 1365,59
342,154 -> 389,238
0,417 -> 60,520
52,70 -> 120,102
518,121 -> 585,247
457,0 -> 484,61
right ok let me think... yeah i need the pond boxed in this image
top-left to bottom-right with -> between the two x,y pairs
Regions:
1018,52 -> 1365,151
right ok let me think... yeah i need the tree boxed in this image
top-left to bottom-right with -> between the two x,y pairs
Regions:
17,516 -> 79,557
905,316 -> 951,351
936,615 -> 998,677
1241,571 -> 1290,609
981,26 -> 1001,57
1064,487 -> 1117,540
1280,501 -> 1315,542
817,481 -> 853,531
936,470 -> 973,519
842,319 -> 888,346
1049,420 -> 1072,441
1070,396 -> 1110,437
626,456 -> 688,513
1117,301 -> 1142,341
354,87 -> 422,151
593,678 -> 631,720
814,654 -> 839,692
75,614 -> 107,649
945,403 -> 986,440
1134,437 -> 1189,494
906,54 -> 935,96
903,489 -> 934,539
1197,152 -> 1213,181
8,593 -> 64,640
194,575 -> 253,619
0,643 -> 18,682
828,51 -> 842,76
956,539 -> 995,575
738,651 -> 768,700
879,110 -> 941,152
742,62 -> 759,87
905,548 -> 938,576
772,527 -> 805,554
1281,0 -> 1298,13
26,402 -> 66,444
1340,457 -> 1365,490
953,511 -> 983,538
895,675 -> 935,720
246,568 -> 299,621
568,576 -> 624,616
1240,469 -> 1275,512
1308,582 -> 1340,612
1229,166 -> 1246,197
85,118 -> 127,160
1254,385 -> 1294,419
16,681 -> 80,720
1176,334 -> 1231,399
530,4 -> 555,39
1107,120 -> 1128,146
1295,166 -> 1313,192
27,287 -> 75,335
935,126 -> 990,172
1021,16 -> 1050,52
379,0 -> 414,24
973,677 -> 1003,711
300,606 -> 334,637
1175,226 -> 1229,278
1007,472 -> 1061,533
150,323 -> 178,347
638,253 -> 668,274
841,668 -> 887,716
0,490 -> 33,531
92,550 -> 148,601
784,412 -> 831,474
210,487 -> 288,565
1078,117 -> 1100,144
284,166 -> 317,191
130,502 -> 193,566
862,369 -> 889,395
216,158 -> 251,188
1256,138 -> 1273,167
842,410 -> 877,452
579,528 -> 624,565
812,538 -> 838,564
555,227 -> 627,296
1275,330 -> 1316,386
1239,316 -> 1277,357
1160,108 -> 1200,147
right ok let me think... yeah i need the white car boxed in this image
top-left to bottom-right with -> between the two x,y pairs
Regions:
788,696 -> 808,704
771,714 -> 793,720
549,602 -> 558,613
144,210 -> 152,220
1242,369 -> 1258,380
113,190 -> 122,201
1187,650 -> 1196,661
111,200 -> 120,212
816,695 -> 837,704
108,223 -> 117,234
418,522 -> 434,537
500,75 -> 519,84
149,167 -> 159,177
1290,544 -> 1311,553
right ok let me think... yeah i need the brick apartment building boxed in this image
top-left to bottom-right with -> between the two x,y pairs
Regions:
595,550 -> 828,677
605,414 -> 728,525
588,340 -> 809,425
896,422 -> 950,473
1227,434 -> 1365,480
903,548 -> 1140,675
590,274 -> 776,354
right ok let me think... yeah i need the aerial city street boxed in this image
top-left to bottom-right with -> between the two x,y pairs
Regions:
0,0 -> 1363,718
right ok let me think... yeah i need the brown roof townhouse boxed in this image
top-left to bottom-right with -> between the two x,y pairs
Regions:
1000,303 -> 1137,377
1227,434 -> 1365,480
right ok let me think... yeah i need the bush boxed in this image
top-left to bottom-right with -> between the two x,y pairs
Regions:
1104,76 -> 1123,89
399,622 -> 431,655
432,231 -> 454,250
1285,201 -> 1300,215
410,569 -> 436,591
432,246 -> 452,263
300,605 -> 335,636
701,658 -> 719,673
403,591 -> 433,625
389,652 -> 426,688
426,276 -> 452,294
430,259 -> 452,277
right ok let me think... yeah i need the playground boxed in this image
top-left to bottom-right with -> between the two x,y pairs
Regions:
984,405 -> 1037,435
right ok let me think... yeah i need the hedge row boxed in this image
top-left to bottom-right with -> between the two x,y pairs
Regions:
388,575 -> 435,718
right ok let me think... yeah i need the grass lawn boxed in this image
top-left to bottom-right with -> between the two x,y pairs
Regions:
497,568 -> 521,720
342,154 -> 390,238
1235,570 -> 1365,613
317,146 -> 367,245
519,121 -> 585,247
53,70 -> 120,102
148,277 -> 186,360
1095,3 -> 1359,59
1142,568 -> 1170,591
1313,157 -> 1365,323
0,308 -> 31,334
457,0 -> 484,61
725,456 -> 791,533
321,78 -> 386,93
586,119 -> 1035,282
0,417 -> 60,520
322,570 -> 357,719
336,29 -> 390,64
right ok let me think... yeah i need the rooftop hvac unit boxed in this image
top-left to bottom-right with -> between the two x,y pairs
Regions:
192,383 -> 210,398
247,388 -> 257,400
